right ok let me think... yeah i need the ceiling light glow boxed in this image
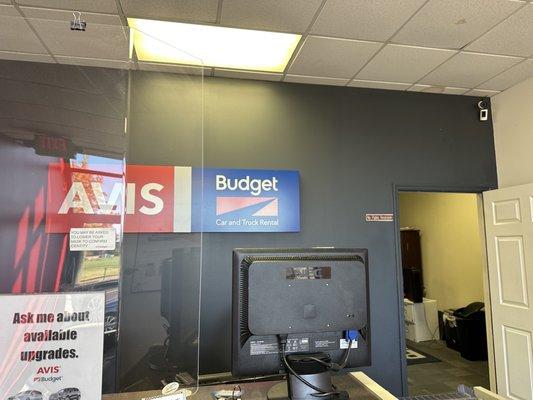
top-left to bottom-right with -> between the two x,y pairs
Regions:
128,18 -> 301,72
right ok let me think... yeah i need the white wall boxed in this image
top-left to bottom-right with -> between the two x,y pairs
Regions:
492,77 -> 533,188
399,192 -> 485,311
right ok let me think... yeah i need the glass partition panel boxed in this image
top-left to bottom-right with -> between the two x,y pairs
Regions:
0,11 -> 204,398
117,25 -> 205,395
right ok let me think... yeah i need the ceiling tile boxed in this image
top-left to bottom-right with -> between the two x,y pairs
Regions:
220,0 -> 322,33
408,84 -> 468,94
0,50 -> 54,63
392,0 -> 523,49
55,56 -> 130,69
288,36 -> 382,79
466,4 -> 533,57
21,6 -> 121,24
119,0 -> 218,23
284,75 -> 349,86
348,79 -> 411,91
21,8 -> 128,60
478,59 -> 533,90
465,88 -> 500,97
0,6 -> 48,53
419,52 -> 522,88
311,0 -> 426,41
357,44 -> 456,83
137,61 -> 209,76
0,4 -> 22,17
15,0 -> 118,14
442,87 -> 470,95
215,68 -> 282,82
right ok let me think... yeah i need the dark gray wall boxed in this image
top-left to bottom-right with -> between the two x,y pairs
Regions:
120,72 -> 498,395
0,58 -> 498,395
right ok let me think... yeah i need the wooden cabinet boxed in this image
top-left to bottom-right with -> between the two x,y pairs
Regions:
401,229 -> 422,269
401,229 -> 424,302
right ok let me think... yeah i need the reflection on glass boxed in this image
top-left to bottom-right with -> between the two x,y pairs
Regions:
0,15 -> 204,397
0,53 -> 128,395
117,236 -> 201,392
62,155 -> 124,286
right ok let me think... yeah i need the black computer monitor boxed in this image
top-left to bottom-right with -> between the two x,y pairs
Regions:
232,248 -> 370,400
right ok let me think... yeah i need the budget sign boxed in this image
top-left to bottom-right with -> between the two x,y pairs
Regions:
45,162 -> 299,233
193,168 -> 300,232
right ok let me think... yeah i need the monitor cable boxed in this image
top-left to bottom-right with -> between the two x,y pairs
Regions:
277,335 -> 353,397
300,338 -> 353,372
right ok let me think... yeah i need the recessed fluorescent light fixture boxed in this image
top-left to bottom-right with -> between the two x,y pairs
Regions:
128,18 -> 301,73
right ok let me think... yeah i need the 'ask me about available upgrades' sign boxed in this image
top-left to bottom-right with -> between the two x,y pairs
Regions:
46,164 -> 300,233
0,292 -> 105,400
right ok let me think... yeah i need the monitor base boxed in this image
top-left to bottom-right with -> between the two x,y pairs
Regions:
268,352 -> 349,400
267,381 -> 349,400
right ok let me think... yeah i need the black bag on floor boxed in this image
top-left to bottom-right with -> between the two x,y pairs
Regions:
453,302 -> 488,361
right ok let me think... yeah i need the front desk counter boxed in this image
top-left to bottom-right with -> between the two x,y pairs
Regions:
103,372 -> 397,400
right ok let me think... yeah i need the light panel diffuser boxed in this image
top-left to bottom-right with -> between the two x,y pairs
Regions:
128,18 -> 301,73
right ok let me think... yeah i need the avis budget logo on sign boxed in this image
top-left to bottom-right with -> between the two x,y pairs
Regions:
192,168 -> 300,232
45,163 -> 300,233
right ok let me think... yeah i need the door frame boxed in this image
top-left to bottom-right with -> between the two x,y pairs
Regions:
391,183 -> 496,395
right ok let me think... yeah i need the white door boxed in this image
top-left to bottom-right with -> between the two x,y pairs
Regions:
484,183 -> 533,400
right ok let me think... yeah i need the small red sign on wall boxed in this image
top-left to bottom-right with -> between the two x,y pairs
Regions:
365,213 -> 394,222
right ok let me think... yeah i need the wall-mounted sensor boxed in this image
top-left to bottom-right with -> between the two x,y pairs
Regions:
478,100 -> 488,121
70,11 -> 86,31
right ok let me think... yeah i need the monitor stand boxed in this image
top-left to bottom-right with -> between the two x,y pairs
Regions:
267,353 -> 349,400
